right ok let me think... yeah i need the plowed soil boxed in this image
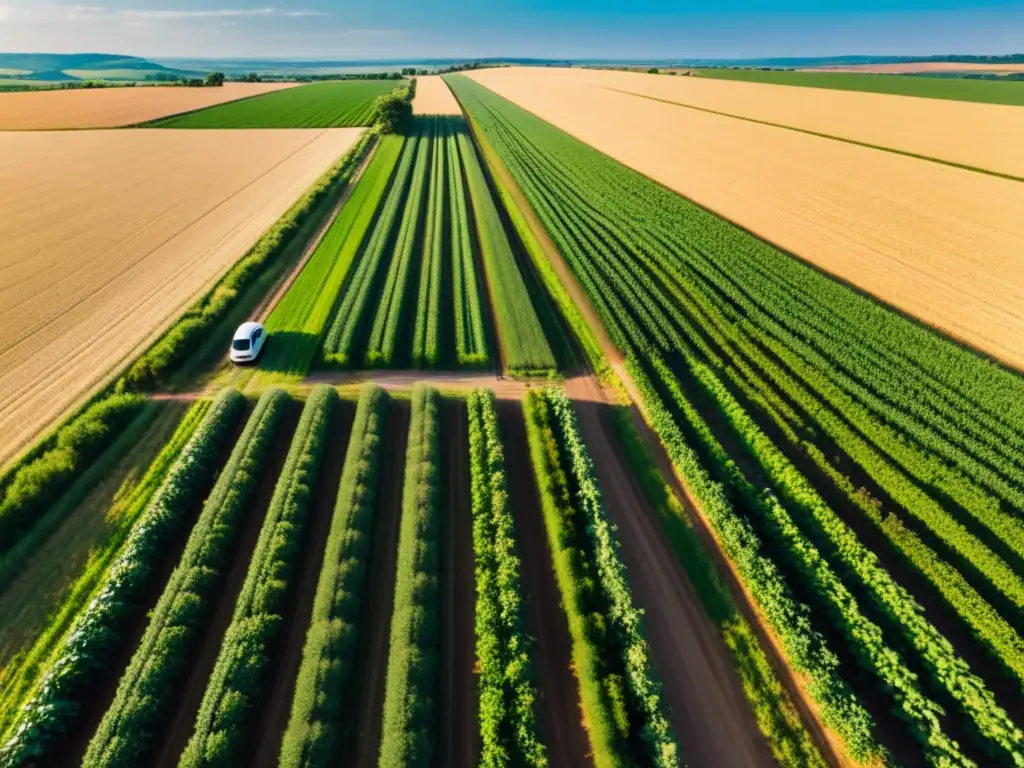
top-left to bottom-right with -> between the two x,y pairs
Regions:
0,82 -> 298,129
412,76 -> 462,115
0,127 -> 364,468
467,67 -> 1024,371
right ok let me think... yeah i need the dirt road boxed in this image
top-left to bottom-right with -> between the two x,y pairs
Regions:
564,376 -> 776,768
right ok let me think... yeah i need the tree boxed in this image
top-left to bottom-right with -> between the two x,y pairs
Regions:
372,90 -> 413,135
204,72 -> 225,87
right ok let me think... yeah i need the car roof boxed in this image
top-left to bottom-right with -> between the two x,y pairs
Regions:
233,321 -> 264,340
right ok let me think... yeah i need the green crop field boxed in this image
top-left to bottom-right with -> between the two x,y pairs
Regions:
694,67 -> 1024,106
148,79 -> 399,128
448,72 -> 1024,766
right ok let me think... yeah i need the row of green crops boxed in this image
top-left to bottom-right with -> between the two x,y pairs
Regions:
148,80 -> 400,128
0,390 -> 244,767
257,133 -> 402,378
279,384 -> 389,768
411,117 -> 448,367
456,119 -> 555,376
448,74 -> 1024,762
181,386 -> 334,768
543,388 -> 680,767
522,389 -> 666,768
0,393 -> 144,555
0,401 -> 211,743
365,118 -> 434,366
467,389 -> 547,767
378,384 -> 442,768
84,389 -> 289,767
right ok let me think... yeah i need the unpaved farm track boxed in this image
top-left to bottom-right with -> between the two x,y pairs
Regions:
0,82 -> 299,130
248,399 -> 355,767
439,398 -> 477,768
0,127 -> 364,469
345,400 -> 409,768
150,400 -> 300,768
564,378 -> 776,768
497,400 -> 593,768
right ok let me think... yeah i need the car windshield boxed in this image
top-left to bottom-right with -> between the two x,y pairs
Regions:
232,338 -> 251,351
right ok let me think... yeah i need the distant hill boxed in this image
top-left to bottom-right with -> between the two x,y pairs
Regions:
0,53 -> 202,82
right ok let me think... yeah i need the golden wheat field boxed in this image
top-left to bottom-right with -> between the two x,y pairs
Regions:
0,127 -> 363,465
0,82 -> 298,130
467,66 -> 1024,370
412,75 -> 462,115
527,67 -> 1024,179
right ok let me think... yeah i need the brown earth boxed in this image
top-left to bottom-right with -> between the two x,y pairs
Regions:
412,75 -> 463,115
344,399 -> 409,768
497,400 -> 593,767
0,82 -> 298,130
248,398 -> 355,767
439,398 -> 477,768
805,62 -> 1024,74
150,400 -> 301,768
0,127 -> 364,469
466,66 -> 1024,373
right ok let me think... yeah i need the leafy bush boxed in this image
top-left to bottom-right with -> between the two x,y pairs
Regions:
372,87 -> 413,134
84,389 -> 289,767
378,384 -> 442,768
0,389 -> 244,767
0,394 -> 145,553
279,384 -> 389,768
468,389 -> 547,767
181,385 -> 335,768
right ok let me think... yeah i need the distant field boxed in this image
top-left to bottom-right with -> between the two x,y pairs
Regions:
0,127 -> 363,466
806,62 -> 1024,75
149,79 -> 398,128
694,68 -> 1024,106
466,66 -> 1024,370
0,82 -> 298,129
412,75 -> 462,115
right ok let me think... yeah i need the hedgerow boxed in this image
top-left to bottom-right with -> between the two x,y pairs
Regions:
84,388 -> 289,767
0,393 -> 145,554
180,385 -> 335,768
279,383 -> 389,768
378,384 -> 442,768
0,389 -> 244,767
468,389 -> 547,767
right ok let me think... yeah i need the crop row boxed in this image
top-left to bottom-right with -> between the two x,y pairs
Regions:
467,389 -> 547,767
0,389 -> 245,767
365,118 -> 433,365
378,384 -> 442,768
280,383 -> 389,768
84,389 -> 289,767
411,117 -> 448,367
180,385 -> 333,768
448,75 -> 1024,761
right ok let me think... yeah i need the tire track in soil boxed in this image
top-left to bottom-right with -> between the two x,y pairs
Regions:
54,402 -> 253,768
343,399 -> 410,768
148,399 -> 302,768
564,377 -> 776,768
497,400 -> 593,768
440,398 -> 477,768
247,398 -> 356,767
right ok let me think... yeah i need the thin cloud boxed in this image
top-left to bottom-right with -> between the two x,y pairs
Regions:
284,10 -> 329,17
120,7 -> 275,19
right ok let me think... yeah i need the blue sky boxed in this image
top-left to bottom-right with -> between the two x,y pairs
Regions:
0,0 -> 1020,59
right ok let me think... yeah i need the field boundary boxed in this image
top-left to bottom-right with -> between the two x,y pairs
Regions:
599,85 -> 1024,185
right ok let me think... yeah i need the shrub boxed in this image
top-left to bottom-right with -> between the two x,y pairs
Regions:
373,88 -> 413,134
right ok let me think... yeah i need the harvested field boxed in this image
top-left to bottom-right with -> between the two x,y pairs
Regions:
412,75 -> 462,115
806,62 -> 1024,74
466,67 -> 1024,370
553,66 -> 1024,179
0,82 -> 297,130
0,127 -> 364,468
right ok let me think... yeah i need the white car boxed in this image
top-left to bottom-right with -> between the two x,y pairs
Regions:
229,322 -> 267,364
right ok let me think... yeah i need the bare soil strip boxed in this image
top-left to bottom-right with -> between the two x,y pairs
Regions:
497,400 -> 593,768
412,76 -> 463,116
149,400 -> 301,768
0,82 -> 299,130
439,398 -> 477,768
344,400 -> 410,768
248,398 -> 356,767
564,377 -> 777,768
466,67 -> 1024,372
53,404 -> 251,768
